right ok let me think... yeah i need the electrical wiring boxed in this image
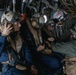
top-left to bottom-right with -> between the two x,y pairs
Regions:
64,0 -> 73,6
62,0 -> 74,13
65,0 -> 75,11
65,0 -> 76,10
60,0 -> 76,13
74,0 -> 76,6
59,0 -> 76,28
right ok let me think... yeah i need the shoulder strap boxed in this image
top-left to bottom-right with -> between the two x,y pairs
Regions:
7,47 -> 23,65
43,27 -> 53,37
26,18 -> 40,46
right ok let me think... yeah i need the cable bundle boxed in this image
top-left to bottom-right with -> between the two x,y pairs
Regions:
60,0 -> 76,13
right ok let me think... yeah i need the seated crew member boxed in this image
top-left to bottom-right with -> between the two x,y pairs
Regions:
26,18 -> 64,75
41,21 -> 76,75
0,11 -> 34,75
